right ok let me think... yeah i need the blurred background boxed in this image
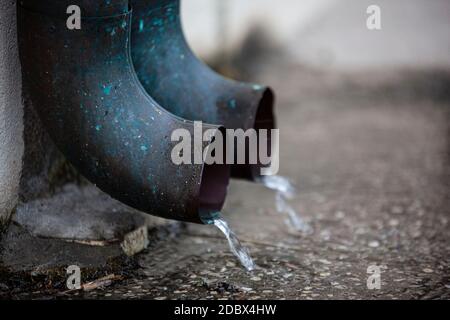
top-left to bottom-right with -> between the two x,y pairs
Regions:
183,0 -> 450,70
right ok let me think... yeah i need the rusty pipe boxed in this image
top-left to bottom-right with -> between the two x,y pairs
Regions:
17,0 -> 230,224
130,0 -> 276,181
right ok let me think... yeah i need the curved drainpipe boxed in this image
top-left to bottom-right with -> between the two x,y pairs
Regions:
130,0 -> 276,181
17,0 -> 230,224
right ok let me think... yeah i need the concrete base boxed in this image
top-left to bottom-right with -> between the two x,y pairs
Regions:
14,184 -> 150,243
0,224 -> 123,272
5,183 -> 180,270
0,222 -> 141,297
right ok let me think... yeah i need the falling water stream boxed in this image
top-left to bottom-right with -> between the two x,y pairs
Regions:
261,175 -> 312,234
202,213 -> 256,272
199,176 -> 309,271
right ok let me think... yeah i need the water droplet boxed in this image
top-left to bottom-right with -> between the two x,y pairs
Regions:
252,84 -> 263,91
368,241 -> 380,248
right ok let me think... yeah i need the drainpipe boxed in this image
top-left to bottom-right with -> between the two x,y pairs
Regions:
130,0 -> 276,181
17,0 -> 230,224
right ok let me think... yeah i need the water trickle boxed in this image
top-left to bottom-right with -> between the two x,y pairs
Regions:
261,175 -> 312,234
201,213 -> 256,272
261,175 -> 296,199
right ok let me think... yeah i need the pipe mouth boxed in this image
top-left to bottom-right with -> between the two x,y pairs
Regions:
230,87 -> 276,181
252,87 -> 276,179
254,87 -> 276,131
198,127 -> 230,223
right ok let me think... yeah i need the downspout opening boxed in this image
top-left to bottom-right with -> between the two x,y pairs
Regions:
255,88 -> 275,131
252,87 -> 276,179
232,87 -> 276,180
198,127 -> 230,222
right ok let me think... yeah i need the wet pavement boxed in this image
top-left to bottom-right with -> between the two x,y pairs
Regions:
2,63 -> 449,300
78,65 -> 449,300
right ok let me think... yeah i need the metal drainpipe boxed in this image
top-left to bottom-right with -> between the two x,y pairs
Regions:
130,0 -> 276,181
17,0 -> 230,224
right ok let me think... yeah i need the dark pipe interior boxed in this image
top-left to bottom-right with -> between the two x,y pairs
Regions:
252,88 -> 276,178
199,127 -> 229,217
199,162 -> 230,215
231,88 -> 276,180
255,88 -> 276,132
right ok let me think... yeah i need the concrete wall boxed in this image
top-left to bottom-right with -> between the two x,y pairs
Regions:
0,0 -> 77,224
0,0 -> 24,223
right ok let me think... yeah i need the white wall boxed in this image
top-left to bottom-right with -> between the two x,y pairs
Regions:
0,0 -> 24,222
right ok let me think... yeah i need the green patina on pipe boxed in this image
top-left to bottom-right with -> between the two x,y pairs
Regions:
130,0 -> 276,181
